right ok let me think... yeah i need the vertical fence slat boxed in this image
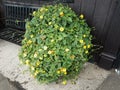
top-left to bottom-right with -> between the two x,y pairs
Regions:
72,0 -> 81,15
92,0 -> 112,44
104,1 -> 120,54
102,0 -> 117,45
80,0 -> 96,26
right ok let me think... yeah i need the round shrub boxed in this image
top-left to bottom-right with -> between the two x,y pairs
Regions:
19,4 -> 93,83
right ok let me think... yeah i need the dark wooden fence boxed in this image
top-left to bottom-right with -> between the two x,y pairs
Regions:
0,0 -> 120,69
68,0 -> 120,69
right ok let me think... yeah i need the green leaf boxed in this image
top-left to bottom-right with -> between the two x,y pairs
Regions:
68,17 -> 72,22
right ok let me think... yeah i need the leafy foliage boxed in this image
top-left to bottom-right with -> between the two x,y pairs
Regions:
19,4 -> 93,83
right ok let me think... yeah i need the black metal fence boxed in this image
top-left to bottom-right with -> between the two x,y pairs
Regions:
5,3 -> 39,30
0,1 -> 40,45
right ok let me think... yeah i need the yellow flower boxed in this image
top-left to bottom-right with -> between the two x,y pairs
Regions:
85,50 -> 89,54
24,38 -> 27,41
83,34 -> 86,38
34,53 -> 38,58
57,70 -> 60,74
61,68 -> 66,72
25,60 -> 30,65
65,48 -> 69,52
48,50 -> 53,54
34,70 -> 39,76
43,46 -> 48,50
39,57 -> 43,60
64,71 -> 67,75
38,49 -> 42,52
40,15 -> 43,19
31,74 -> 36,78
54,24 -> 59,29
48,22 -> 52,25
30,35 -> 34,38
70,55 -> 75,59
33,11 -> 36,16
79,40 -> 84,44
36,61 -> 40,66
33,74 -> 36,78
60,12 -> 64,17
27,40 -> 32,44
83,45 -> 87,49
36,70 -> 39,74
59,27 -> 64,32
51,39 -> 54,42
62,80 -> 67,85
31,66 -> 35,71
87,45 -> 91,48
80,14 -> 84,19
45,9 -> 48,11
44,54 -> 47,57
23,53 -> 27,57
40,8 -> 45,12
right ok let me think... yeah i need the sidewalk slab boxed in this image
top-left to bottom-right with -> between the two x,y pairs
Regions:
97,71 -> 120,90
0,74 -> 5,81
0,79 -> 11,90
0,73 -> 18,90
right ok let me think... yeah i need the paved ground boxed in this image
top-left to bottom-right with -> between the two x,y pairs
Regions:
97,71 -> 120,90
0,73 -> 26,90
0,73 -> 13,90
0,39 -> 113,90
0,73 -> 17,90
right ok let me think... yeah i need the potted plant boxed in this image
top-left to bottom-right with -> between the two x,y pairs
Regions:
19,4 -> 93,84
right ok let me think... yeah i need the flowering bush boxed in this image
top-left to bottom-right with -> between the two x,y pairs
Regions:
19,4 -> 93,84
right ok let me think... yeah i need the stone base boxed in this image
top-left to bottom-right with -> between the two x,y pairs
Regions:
99,53 -> 116,70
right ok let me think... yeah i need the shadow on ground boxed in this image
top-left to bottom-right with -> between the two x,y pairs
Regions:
7,78 -> 25,90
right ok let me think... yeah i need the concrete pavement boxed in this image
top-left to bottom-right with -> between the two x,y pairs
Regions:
0,73 -> 17,90
0,39 -> 112,90
97,71 -> 120,90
